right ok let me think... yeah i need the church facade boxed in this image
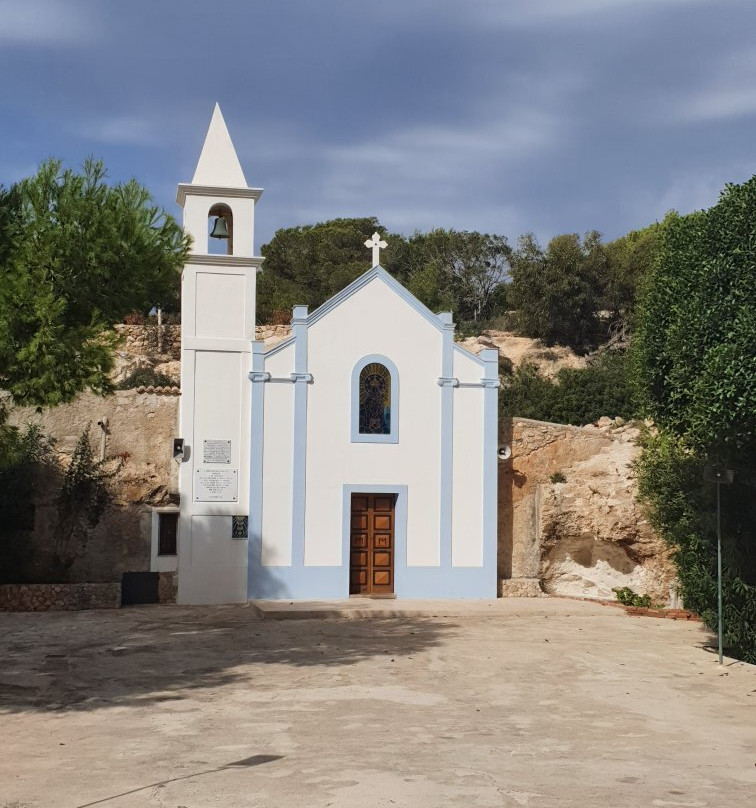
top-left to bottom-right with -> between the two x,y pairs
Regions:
175,106 -> 498,604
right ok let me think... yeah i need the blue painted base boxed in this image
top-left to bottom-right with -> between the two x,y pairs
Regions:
247,563 -> 496,600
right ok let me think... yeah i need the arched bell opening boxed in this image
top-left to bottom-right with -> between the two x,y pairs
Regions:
207,203 -> 234,255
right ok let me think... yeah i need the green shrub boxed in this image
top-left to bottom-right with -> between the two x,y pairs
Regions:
634,180 -> 756,663
499,351 -> 636,426
549,471 -> 567,484
636,432 -> 756,661
54,428 -> 114,578
116,367 -> 177,390
0,406 -> 56,582
613,587 -> 653,608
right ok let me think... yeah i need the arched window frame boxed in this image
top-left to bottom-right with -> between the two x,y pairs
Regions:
351,354 -> 399,444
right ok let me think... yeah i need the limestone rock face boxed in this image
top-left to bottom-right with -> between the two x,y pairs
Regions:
153,360 -> 181,384
537,424 -> 675,602
458,329 -> 586,377
501,417 -> 676,605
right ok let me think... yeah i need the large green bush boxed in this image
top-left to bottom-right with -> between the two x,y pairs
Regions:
499,351 -> 636,426
634,179 -> 756,662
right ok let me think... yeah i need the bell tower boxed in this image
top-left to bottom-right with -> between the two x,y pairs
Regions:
175,104 -> 263,604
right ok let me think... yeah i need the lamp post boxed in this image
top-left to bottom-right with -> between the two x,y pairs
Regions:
703,462 -> 734,665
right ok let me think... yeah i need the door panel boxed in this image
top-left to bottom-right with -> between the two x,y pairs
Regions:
349,493 -> 395,595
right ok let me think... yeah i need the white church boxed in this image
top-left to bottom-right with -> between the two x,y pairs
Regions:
175,106 -> 499,604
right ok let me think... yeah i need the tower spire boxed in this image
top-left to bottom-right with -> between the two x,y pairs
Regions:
192,103 -> 247,187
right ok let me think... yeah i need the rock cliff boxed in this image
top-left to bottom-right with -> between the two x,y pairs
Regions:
501,418 -> 676,604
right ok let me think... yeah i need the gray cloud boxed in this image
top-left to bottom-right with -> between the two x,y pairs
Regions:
1,0 -> 755,248
0,0 -> 97,45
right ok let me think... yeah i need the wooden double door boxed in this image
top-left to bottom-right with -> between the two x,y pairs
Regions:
349,493 -> 395,596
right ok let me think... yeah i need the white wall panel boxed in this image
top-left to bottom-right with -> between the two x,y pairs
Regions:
261,380 -> 294,565
452,389 -> 484,566
195,272 -> 246,339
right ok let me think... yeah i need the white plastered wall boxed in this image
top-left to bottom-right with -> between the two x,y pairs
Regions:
260,345 -> 295,565
177,216 -> 255,606
183,195 -> 256,257
302,277 -> 443,568
452,349 -> 485,566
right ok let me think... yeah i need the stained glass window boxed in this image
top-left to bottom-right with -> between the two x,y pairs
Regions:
359,363 -> 391,434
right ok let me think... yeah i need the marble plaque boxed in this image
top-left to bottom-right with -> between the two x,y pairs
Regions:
195,468 -> 238,502
203,439 -> 232,464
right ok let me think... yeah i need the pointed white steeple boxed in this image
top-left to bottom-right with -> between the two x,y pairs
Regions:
192,103 -> 247,187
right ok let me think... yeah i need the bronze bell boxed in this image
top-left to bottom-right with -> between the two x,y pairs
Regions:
210,216 -> 230,239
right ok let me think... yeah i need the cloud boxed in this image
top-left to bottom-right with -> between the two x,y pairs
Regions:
481,0 -> 706,25
84,116 -> 163,147
671,50 -> 756,123
0,0 -> 95,45
322,108 -> 560,191
251,105 -> 564,242
361,0 -> 706,29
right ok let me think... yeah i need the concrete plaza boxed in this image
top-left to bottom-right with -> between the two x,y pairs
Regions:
1,598 -> 753,808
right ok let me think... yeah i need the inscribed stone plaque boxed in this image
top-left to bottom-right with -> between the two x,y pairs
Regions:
195,468 -> 238,502
203,439 -> 232,464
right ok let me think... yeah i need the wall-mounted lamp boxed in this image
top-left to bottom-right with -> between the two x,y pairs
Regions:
173,438 -> 187,462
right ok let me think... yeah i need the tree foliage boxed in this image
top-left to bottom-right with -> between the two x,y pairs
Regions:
0,159 -> 189,408
602,223 -> 661,336
257,218 -> 398,322
403,229 -> 511,322
257,218 -> 511,324
634,178 -> 756,662
508,232 -> 606,353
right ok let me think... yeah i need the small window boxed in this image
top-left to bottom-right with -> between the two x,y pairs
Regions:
351,355 -> 399,443
359,363 -> 391,435
157,512 -> 178,556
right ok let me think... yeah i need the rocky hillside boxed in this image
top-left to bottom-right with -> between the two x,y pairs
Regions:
457,330 -> 586,377
502,416 -> 677,604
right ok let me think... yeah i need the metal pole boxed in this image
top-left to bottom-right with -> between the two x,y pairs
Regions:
717,481 -> 723,665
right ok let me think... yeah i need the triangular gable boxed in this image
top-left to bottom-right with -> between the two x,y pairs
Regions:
264,265 -> 486,368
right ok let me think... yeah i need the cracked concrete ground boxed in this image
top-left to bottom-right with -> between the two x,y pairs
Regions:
0,599 -> 754,808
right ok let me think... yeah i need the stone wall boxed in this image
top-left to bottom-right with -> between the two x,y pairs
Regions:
113,324 -> 182,386
0,583 -> 121,611
9,389 -> 179,584
115,323 -> 182,359
499,417 -> 676,603
256,324 -> 292,345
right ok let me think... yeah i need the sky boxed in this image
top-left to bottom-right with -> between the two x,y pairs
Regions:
1,0 -> 755,249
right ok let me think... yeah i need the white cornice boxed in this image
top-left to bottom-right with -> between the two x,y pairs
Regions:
186,254 -> 264,268
176,183 -> 264,206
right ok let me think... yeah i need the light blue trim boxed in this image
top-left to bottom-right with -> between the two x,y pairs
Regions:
343,484 -> 494,598
481,348 -> 499,592
264,335 -> 296,360
306,266 -> 446,333
291,305 -> 309,568
439,315 -> 454,569
247,341 -> 266,595
249,479 -> 496,600
350,354 -> 399,444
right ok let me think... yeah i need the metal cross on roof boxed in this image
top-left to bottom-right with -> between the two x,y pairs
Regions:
364,232 -> 387,267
